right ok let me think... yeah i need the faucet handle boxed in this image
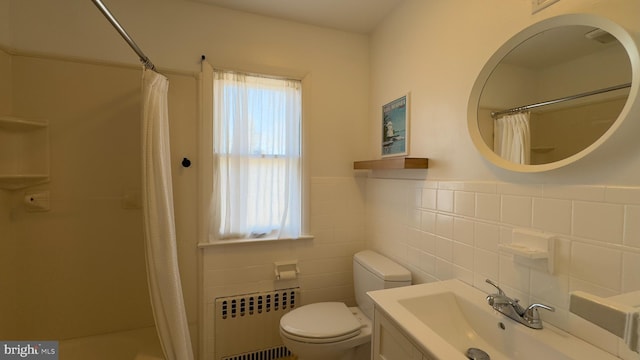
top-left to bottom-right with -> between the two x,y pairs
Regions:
526,303 -> 555,313
523,303 -> 555,324
511,298 -> 526,316
485,279 -> 505,296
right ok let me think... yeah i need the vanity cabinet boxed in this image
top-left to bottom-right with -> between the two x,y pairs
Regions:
0,116 -> 50,190
372,308 -> 433,360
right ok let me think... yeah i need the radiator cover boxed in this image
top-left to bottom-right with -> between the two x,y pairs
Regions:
214,288 -> 299,360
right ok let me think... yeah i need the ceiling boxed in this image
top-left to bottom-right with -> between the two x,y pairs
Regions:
189,0 -> 406,34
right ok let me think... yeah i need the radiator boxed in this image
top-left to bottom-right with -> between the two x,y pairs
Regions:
214,288 -> 300,360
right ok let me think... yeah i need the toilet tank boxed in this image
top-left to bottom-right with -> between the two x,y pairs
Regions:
353,250 -> 411,320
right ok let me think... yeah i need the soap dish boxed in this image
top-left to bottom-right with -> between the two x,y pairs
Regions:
499,228 -> 555,273
498,243 -> 548,259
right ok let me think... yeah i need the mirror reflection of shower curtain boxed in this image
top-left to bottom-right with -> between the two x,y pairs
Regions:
141,68 -> 195,360
494,112 -> 531,164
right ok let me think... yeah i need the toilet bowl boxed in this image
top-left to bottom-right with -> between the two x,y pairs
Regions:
280,303 -> 371,360
279,250 -> 411,360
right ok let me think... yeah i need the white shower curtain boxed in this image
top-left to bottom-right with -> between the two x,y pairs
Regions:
494,112 -> 531,164
141,68 -> 194,360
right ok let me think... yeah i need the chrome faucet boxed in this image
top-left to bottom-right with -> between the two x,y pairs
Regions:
485,279 -> 555,329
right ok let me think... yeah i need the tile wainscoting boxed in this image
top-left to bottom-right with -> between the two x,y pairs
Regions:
365,178 -> 640,360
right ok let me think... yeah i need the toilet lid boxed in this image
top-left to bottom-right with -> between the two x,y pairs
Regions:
280,302 -> 362,340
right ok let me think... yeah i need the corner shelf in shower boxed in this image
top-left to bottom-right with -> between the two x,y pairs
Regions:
0,116 -> 50,190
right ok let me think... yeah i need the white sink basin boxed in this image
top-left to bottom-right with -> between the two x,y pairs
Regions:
368,279 -> 618,360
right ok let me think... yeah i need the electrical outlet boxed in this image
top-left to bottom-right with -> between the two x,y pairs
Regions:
532,0 -> 560,14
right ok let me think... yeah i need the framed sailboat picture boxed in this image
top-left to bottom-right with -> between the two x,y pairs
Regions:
381,93 -> 409,157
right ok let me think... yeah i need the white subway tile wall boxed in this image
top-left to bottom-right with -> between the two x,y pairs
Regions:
532,197 -> 573,234
366,178 -> 640,360
622,252 -> 640,292
200,176 -> 640,360
624,205 -> 640,248
500,195 -> 532,227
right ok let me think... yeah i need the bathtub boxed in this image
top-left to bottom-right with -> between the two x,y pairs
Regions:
58,326 -> 164,360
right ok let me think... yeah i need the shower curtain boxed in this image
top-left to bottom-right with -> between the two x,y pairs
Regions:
494,112 -> 531,164
141,68 -> 194,360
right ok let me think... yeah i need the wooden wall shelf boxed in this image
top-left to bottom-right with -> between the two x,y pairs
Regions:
353,157 -> 428,170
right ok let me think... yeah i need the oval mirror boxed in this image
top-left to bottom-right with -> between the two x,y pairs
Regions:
468,14 -> 639,172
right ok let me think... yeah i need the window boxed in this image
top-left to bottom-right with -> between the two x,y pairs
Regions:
212,70 -> 302,241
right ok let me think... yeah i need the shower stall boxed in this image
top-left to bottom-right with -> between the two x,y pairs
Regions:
0,1 -> 195,359
0,46 -> 165,359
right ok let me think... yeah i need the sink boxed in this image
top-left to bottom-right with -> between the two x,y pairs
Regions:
368,279 -> 618,360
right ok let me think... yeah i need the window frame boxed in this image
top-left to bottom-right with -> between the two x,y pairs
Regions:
197,62 -> 312,246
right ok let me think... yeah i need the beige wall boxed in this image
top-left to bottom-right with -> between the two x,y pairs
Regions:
0,0 -> 9,47
9,0 -> 371,177
0,47 -> 10,113
0,188 -> 16,339
370,0 -> 640,184
0,47 -> 16,340
0,189 -> 16,340
0,25 -> 18,340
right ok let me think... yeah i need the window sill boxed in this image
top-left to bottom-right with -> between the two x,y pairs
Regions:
197,234 -> 314,248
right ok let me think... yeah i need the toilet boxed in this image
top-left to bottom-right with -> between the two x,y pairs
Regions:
279,250 -> 411,360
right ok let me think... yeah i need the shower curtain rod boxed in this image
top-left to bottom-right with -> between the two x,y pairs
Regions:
491,82 -> 631,118
91,0 -> 156,71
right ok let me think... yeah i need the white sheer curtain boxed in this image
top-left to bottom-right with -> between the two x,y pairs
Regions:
211,70 -> 302,241
494,112 -> 531,165
141,68 -> 194,360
